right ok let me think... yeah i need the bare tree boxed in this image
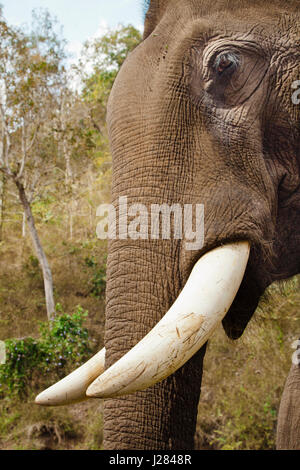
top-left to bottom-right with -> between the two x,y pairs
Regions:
0,172 -> 6,240
0,10 -> 66,321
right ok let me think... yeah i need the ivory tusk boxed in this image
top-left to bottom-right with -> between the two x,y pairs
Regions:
35,347 -> 105,406
86,242 -> 250,399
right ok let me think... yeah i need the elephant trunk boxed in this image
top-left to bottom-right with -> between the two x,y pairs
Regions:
102,238 -> 206,449
103,353 -> 206,450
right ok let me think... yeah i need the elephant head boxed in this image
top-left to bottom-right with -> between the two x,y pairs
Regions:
36,0 -> 300,450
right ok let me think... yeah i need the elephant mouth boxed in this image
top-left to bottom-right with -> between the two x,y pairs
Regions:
35,241 -> 250,406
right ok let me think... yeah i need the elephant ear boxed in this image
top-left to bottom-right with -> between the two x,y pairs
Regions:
143,0 -> 170,39
222,267 -> 263,340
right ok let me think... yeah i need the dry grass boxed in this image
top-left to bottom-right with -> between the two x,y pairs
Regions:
0,398 -> 104,450
196,277 -> 300,450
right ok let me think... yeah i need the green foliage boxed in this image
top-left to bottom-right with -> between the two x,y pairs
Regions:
80,24 -> 142,107
74,25 -> 142,172
82,24 -> 142,77
32,195 -> 56,224
85,256 -> 106,298
0,305 -> 91,398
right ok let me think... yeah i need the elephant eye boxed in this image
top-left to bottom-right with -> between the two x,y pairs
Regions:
214,52 -> 240,77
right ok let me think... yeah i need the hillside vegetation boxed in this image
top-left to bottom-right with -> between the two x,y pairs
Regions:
0,8 -> 299,450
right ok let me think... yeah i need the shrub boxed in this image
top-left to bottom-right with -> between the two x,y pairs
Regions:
0,305 -> 91,399
84,256 -> 106,298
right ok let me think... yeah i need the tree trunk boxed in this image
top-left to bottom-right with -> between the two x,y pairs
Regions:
69,199 -> 75,240
22,211 -> 26,238
64,146 -> 73,188
16,180 -> 56,321
0,173 -> 6,241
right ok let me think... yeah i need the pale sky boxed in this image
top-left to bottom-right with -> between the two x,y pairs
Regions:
0,0 -> 145,63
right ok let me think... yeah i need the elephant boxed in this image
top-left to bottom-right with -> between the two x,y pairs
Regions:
36,0 -> 300,450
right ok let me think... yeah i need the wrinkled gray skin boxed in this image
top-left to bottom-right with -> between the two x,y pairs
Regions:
103,0 -> 300,449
